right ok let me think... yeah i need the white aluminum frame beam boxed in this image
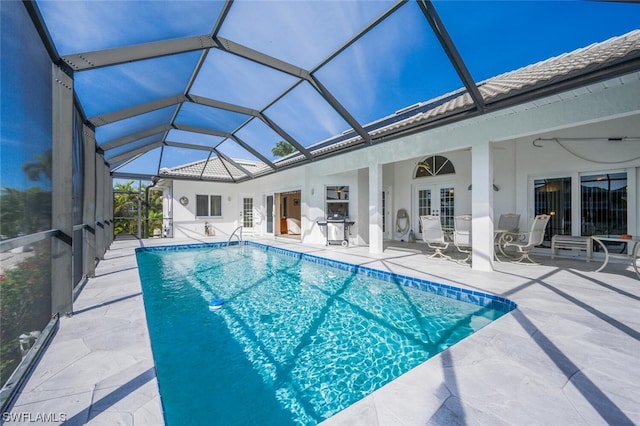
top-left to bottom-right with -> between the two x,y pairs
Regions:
89,95 -> 187,127
216,36 -> 310,79
164,140 -> 218,152
62,35 -> 217,71
108,141 -> 163,165
101,125 -> 172,151
188,94 -> 260,117
172,124 -> 229,138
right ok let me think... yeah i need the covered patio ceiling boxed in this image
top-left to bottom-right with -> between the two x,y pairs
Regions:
30,0 -> 640,182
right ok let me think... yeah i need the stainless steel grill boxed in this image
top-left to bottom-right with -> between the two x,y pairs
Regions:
317,214 -> 355,247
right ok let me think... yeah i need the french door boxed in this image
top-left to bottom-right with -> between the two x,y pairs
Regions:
414,183 -> 455,237
241,197 -> 254,233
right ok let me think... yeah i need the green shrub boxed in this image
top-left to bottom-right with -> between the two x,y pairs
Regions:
0,242 -> 51,387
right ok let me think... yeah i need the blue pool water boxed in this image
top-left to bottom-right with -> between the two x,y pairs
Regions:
136,242 -> 515,425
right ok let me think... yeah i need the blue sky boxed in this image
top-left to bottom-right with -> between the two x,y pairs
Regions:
1,2 -> 53,191
2,0 -> 639,187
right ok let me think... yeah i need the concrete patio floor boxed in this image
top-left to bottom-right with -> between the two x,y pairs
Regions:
5,235 -> 639,425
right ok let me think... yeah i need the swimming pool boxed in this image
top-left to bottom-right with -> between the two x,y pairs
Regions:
135,242 -> 515,425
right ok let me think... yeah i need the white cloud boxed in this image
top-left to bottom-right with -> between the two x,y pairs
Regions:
219,0 -> 394,69
190,50 -> 298,110
314,2 -> 429,122
77,51 -> 198,117
37,0 -> 219,54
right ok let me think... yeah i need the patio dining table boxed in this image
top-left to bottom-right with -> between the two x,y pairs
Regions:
591,235 -> 640,279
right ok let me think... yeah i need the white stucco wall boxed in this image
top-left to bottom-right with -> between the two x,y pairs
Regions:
163,71 -> 640,269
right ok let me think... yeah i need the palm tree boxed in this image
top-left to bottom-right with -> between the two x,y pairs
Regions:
113,181 -> 140,235
22,150 -> 52,182
0,187 -> 25,237
0,187 -> 51,237
144,187 -> 164,237
271,141 -> 296,158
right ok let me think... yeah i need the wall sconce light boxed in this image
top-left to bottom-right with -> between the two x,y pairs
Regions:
227,196 -> 232,202
468,184 -> 500,192
311,188 -> 315,196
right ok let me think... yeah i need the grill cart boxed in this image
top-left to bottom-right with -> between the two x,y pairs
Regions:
317,214 -> 355,247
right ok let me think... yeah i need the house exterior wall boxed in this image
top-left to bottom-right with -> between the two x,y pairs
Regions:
164,72 -> 640,266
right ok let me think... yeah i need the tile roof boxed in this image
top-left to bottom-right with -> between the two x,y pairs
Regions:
160,157 -> 267,181
310,29 -> 640,157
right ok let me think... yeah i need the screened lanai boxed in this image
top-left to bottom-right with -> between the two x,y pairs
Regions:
1,0 -> 640,419
11,0 -> 640,182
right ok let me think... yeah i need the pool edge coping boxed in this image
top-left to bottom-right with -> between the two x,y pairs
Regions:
135,240 -> 517,314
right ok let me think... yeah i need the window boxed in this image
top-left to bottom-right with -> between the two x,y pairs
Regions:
414,155 -> 455,179
534,177 -> 571,242
581,173 -> 627,235
326,186 -> 349,217
417,188 -> 431,232
243,197 -> 253,228
533,172 -> 628,243
196,195 -> 222,217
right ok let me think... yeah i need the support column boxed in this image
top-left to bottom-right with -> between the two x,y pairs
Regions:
51,65 -> 74,315
369,163 -> 384,254
95,153 -> 105,259
105,166 -> 113,247
471,141 -> 494,271
82,126 -> 96,278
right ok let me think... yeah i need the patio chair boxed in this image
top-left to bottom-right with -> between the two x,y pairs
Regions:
502,214 -> 551,264
497,213 -> 520,233
420,215 -> 450,259
495,213 -> 520,259
453,215 -> 472,264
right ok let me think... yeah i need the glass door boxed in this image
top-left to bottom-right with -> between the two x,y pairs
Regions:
414,183 -> 455,238
266,195 -> 274,234
534,177 -> 571,244
242,197 -> 254,232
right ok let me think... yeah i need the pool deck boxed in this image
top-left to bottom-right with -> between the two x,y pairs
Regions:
5,235 -> 639,425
